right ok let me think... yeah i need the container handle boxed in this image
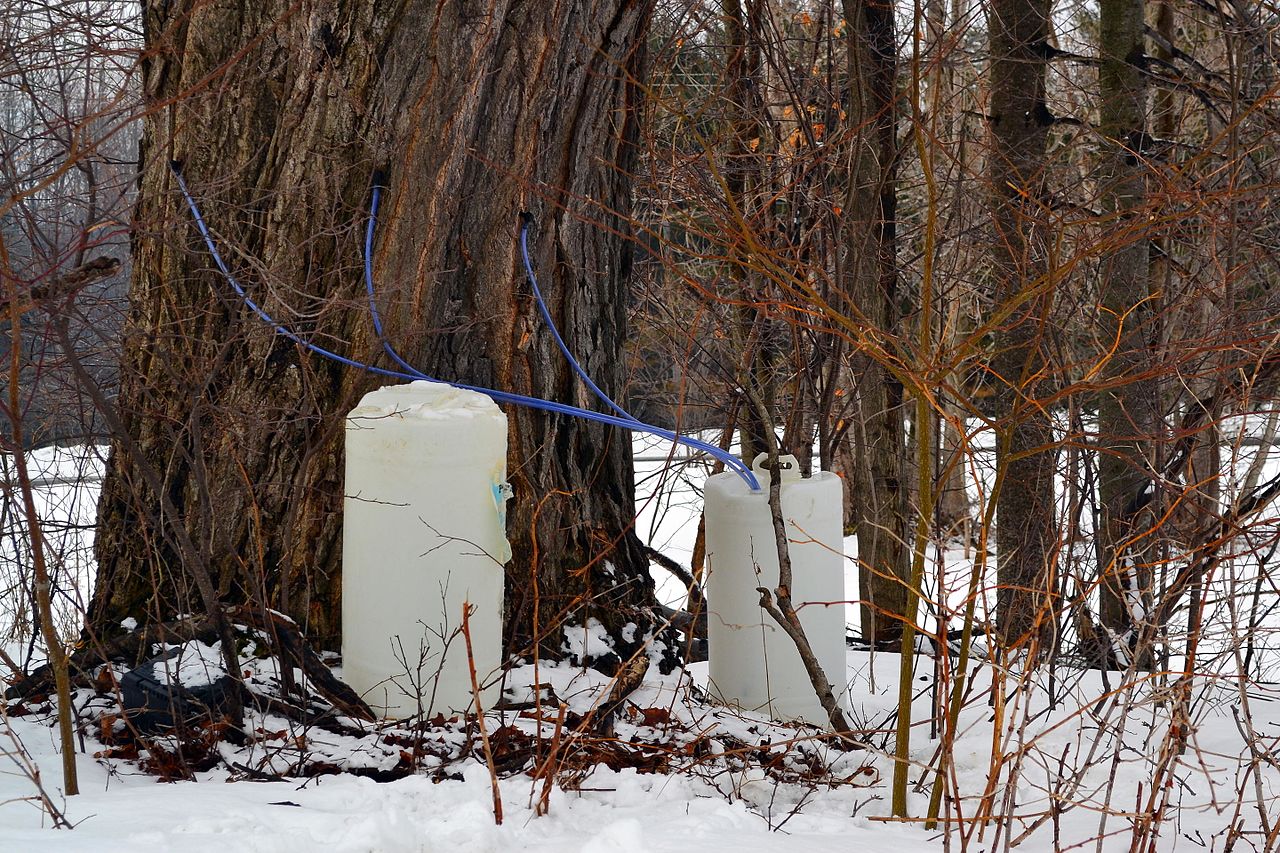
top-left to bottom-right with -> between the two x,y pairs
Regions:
751,452 -> 802,485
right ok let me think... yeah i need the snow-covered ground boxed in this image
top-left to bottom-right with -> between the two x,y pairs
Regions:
0,762 -> 918,853
4,434 -> 1280,851
7,644 -> 1280,852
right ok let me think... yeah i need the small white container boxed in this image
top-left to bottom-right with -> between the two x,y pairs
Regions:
342,381 -> 510,719
705,454 -> 847,726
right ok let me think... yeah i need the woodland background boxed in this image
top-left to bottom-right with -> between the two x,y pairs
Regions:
4,0 -> 1280,844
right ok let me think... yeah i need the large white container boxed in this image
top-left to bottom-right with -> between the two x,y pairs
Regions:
705,454 -> 847,726
342,381 -> 510,719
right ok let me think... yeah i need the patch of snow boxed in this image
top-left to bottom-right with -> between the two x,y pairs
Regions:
156,640 -> 225,689
562,618 -> 614,663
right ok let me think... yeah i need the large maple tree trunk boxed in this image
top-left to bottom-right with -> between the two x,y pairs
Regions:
91,0 -> 654,657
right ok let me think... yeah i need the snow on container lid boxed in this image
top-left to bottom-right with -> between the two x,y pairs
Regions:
347,380 -> 501,421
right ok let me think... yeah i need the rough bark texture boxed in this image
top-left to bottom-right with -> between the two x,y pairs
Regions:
840,0 -> 910,644
720,0 -> 776,468
1096,0 -> 1158,651
91,0 -> 654,657
987,0 -> 1058,647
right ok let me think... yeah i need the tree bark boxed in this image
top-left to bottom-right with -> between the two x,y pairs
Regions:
987,0 -> 1058,648
720,0 -> 779,468
1096,0 -> 1158,662
840,0 -> 910,645
91,0 -> 655,658
935,406 -> 973,538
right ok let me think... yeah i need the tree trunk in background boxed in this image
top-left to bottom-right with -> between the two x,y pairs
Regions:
721,0 -> 789,471
840,0 -> 909,644
936,409 -> 973,538
926,0 -> 975,543
987,0 -> 1058,648
91,0 -> 654,658
1096,0 -> 1158,659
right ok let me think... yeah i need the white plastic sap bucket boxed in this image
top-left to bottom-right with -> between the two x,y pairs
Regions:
705,454 -> 847,726
342,381 -> 510,719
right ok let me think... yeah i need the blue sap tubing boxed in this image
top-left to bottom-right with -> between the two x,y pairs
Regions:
169,162 -> 759,491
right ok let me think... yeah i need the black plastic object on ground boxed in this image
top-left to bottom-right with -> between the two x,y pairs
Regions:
117,645 -> 238,732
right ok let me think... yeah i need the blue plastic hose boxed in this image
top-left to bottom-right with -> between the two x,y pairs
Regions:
516,211 -> 637,424
170,162 -> 759,490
